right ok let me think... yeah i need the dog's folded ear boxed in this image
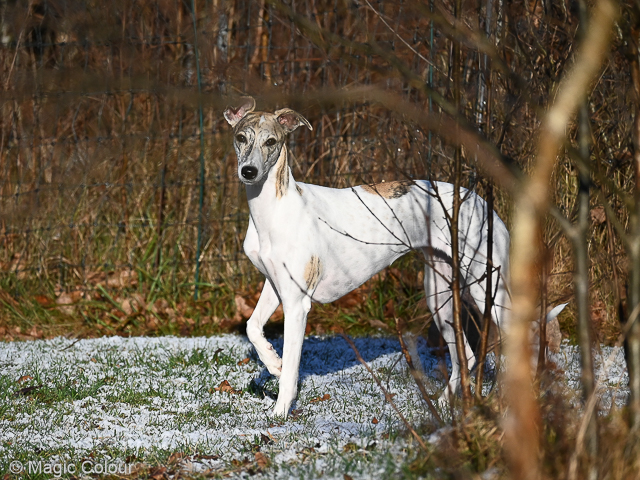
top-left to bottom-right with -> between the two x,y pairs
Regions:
275,108 -> 313,133
224,97 -> 256,126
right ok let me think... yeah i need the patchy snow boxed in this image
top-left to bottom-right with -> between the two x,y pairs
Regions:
548,340 -> 629,410
0,335 -> 630,478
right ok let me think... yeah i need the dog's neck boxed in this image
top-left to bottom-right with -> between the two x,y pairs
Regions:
245,145 -> 299,233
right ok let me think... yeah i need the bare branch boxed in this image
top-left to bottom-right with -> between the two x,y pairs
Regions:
395,318 -> 444,425
340,333 -> 431,452
503,1 -> 618,479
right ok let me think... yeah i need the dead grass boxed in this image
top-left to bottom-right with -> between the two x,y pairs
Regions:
0,0 -> 634,347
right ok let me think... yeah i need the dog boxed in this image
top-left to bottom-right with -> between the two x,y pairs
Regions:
224,96 -> 561,417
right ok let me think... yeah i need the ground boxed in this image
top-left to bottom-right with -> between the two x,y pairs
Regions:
0,334 -> 630,479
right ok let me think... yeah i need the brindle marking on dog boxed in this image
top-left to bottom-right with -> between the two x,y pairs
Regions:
275,148 -> 289,198
361,180 -> 413,199
303,255 -> 322,290
295,184 -> 303,196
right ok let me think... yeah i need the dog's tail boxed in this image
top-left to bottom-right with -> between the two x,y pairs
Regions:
530,302 -> 569,362
546,303 -> 568,322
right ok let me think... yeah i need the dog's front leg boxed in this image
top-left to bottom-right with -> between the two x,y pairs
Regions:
246,279 -> 283,377
271,295 -> 311,418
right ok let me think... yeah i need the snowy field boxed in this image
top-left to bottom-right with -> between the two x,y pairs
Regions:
0,335 -> 630,479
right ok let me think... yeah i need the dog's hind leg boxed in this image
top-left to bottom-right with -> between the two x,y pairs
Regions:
467,271 -> 509,336
246,279 -> 283,377
422,250 -> 475,402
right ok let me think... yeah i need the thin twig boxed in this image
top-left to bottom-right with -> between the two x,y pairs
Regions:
363,0 -> 435,69
395,318 -> 444,425
340,333 -> 430,452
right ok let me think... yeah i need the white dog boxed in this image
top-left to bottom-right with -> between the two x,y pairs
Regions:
224,97 -> 556,418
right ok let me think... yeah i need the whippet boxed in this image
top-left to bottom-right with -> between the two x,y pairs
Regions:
224,97 -> 558,418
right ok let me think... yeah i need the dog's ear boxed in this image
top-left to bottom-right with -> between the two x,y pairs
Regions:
275,108 -> 313,133
224,97 -> 256,126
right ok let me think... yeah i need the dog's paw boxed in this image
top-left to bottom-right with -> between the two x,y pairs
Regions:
266,359 -> 282,378
269,402 -> 289,419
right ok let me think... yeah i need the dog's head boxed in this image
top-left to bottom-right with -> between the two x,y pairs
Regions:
224,97 -> 312,185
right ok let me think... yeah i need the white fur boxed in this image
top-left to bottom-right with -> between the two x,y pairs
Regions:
224,98 -> 560,418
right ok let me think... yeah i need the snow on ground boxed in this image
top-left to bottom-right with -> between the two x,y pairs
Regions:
548,341 -> 629,410
0,335 -> 630,478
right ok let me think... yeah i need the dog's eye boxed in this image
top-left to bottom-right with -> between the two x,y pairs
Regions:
236,134 -> 247,144
265,138 -> 276,147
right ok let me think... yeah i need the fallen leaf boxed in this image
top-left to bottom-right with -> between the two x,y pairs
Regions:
590,206 -> 606,225
148,466 -> 166,480
310,393 -> 331,403
8,253 -> 27,279
215,380 -> 241,394
86,270 -> 106,283
254,451 -> 269,468
55,292 -> 76,315
220,317 -> 242,329
153,298 -> 169,314
234,294 -> 255,321
27,326 -> 42,339
335,289 -> 365,309
383,299 -> 395,318
272,304 -> 284,320
123,293 -> 147,315
200,316 -> 220,326
179,320 -> 193,336
372,417 -> 379,424
231,458 -> 251,467
106,269 -> 137,288
368,319 -> 388,330
344,474 -> 354,480
145,315 -> 159,329
34,295 -> 53,307
17,375 -> 33,383
237,357 -> 250,366
167,452 -> 186,464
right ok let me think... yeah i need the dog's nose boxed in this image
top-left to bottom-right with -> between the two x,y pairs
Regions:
241,166 -> 258,180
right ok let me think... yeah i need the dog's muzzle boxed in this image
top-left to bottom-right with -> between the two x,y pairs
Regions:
241,166 -> 258,181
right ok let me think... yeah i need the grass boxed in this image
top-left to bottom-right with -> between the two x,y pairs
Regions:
0,333 -> 634,479
0,250 -> 437,342
0,0 -> 630,351
0,335 -> 446,479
